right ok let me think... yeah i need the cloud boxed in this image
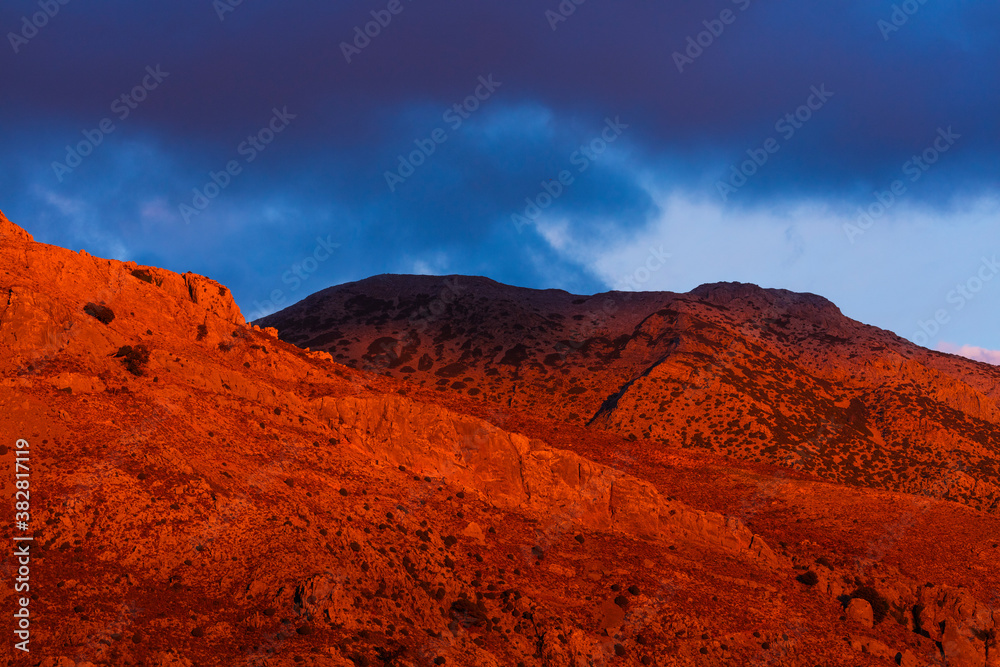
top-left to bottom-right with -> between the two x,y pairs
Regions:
936,343 -> 1000,366
410,252 -> 450,276
1,0 -> 999,351
528,185 -> 1000,350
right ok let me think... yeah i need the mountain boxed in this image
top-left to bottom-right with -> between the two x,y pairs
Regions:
259,274 -> 1000,514
2,212 -> 998,666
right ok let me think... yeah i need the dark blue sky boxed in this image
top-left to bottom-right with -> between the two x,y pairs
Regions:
2,0 -> 998,358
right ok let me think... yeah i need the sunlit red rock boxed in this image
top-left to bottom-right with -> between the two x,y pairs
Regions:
1,213 -> 997,666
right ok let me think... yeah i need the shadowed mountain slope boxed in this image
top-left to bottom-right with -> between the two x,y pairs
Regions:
259,274 -> 1000,515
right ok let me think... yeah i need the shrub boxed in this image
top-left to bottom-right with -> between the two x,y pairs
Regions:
850,585 -> 890,624
131,269 -> 154,284
795,570 -> 819,586
83,302 -> 115,324
196,324 -> 208,341
449,599 -> 487,628
115,345 -> 151,376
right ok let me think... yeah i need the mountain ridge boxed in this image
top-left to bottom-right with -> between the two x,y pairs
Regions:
3,212 -> 999,666
258,272 -> 1000,519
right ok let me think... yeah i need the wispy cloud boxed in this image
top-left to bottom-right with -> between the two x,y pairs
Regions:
937,342 -> 1000,366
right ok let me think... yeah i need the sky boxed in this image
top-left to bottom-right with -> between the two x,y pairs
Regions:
1,0 -> 998,360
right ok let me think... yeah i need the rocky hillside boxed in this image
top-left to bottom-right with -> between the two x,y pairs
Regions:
2,212 -> 998,666
258,275 -> 1000,515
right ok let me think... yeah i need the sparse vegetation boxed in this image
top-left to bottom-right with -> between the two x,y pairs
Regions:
115,344 -> 151,376
795,570 -> 819,586
196,323 -> 208,341
815,556 -> 833,569
83,302 -> 115,324
131,269 -> 154,284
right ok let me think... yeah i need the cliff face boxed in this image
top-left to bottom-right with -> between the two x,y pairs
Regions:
3,212 -> 998,666
317,393 -> 779,567
1,209 -> 244,376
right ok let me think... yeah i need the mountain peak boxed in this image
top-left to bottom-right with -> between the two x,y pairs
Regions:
0,208 -> 33,244
689,281 -> 840,314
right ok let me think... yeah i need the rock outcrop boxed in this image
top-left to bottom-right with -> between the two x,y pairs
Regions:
317,394 -> 780,567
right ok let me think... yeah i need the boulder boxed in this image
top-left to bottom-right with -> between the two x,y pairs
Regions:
846,598 -> 873,628
943,620 -> 986,667
598,598 -> 626,630
462,521 -> 486,544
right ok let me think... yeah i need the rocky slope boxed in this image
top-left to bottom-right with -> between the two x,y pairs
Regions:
1,212 -> 997,666
259,274 -> 1000,515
